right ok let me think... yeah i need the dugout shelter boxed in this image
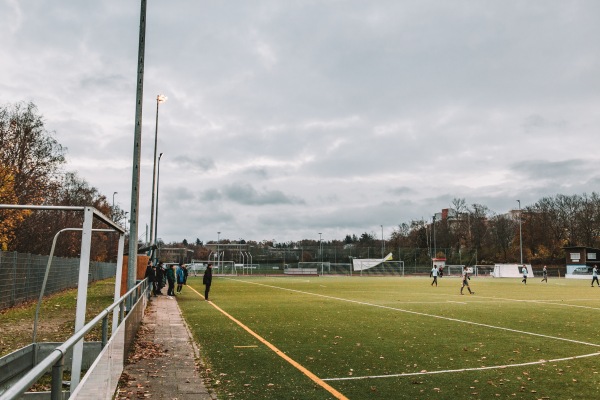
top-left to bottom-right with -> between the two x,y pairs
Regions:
564,246 -> 600,279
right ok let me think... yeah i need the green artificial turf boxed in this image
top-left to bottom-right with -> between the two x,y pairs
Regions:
177,276 -> 600,399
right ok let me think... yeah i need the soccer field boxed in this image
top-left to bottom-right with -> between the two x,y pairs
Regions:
176,276 -> 600,399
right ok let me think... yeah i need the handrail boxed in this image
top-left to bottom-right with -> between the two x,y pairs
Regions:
0,279 -> 149,400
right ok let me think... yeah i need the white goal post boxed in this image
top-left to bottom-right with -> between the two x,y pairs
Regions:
492,263 -> 533,278
444,265 -> 466,276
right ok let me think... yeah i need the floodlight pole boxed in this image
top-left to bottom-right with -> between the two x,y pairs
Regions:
217,232 -> 221,271
380,225 -> 384,259
154,152 -> 163,259
112,192 -> 117,216
150,94 -> 167,254
127,0 -> 147,296
432,215 -> 437,260
319,233 -> 323,275
517,200 -> 523,265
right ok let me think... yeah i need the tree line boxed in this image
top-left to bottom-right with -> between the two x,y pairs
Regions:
2,101 -> 598,266
0,102 -> 124,259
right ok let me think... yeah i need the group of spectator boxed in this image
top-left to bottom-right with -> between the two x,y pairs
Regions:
144,262 -> 213,301
145,262 -> 188,297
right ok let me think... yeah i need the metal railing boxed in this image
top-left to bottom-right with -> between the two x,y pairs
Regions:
0,279 -> 149,400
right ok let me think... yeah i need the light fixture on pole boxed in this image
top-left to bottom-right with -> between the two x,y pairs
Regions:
149,94 -> 167,250
517,200 -> 523,265
154,153 -> 163,263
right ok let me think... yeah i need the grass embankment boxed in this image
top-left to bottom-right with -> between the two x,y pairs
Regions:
177,276 -> 600,399
0,279 -> 117,358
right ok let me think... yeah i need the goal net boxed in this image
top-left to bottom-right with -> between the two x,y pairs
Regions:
443,265 -> 466,276
492,264 -> 533,278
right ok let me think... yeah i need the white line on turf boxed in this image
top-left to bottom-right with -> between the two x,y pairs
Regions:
229,278 -> 600,349
471,294 -> 600,311
321,351 -> 600,381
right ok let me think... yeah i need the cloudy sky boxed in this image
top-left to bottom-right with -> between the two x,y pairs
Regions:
2,0 -> 599,244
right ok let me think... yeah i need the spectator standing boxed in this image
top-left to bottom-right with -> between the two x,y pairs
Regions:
166,264 -> 176,297
176,263 -> 185,293
144,262 -> 158,297
183,264 -> 189,284
203,263 -> 213,301
156,262 -> 165,295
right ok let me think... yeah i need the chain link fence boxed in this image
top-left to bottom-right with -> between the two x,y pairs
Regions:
0,251 -> 117,311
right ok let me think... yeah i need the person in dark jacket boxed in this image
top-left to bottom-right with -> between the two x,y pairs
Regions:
144,262 -> 158,296
156,262 -> 165,295
203,263 -> 213,301
166,264 -> 176,297
182,265 -> 189,284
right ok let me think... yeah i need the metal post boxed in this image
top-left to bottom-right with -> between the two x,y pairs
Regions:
154,152 -> 163,263
119,302 -> 125,324
113,234 -> 125,335
127,0 -> 148,300
517,200 -> 523,265
50,356 -> 64,400
432,215 -> 436,260
319,233 -> 323,275
71,207 -> 94,390
381,225 -> 384,259
101,316 -> 108,349
112,191 -> 117,216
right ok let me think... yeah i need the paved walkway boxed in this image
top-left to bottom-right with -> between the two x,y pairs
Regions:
117,294 -> 216,399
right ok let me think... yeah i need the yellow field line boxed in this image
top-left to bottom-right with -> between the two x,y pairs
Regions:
186,285 -> 348,400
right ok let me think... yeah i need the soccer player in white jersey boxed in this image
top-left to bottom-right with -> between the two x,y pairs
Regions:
430,265 -> 439,286
521,266 -> 528,284
541,265 -> 548,283
592,265 -> 599,287
460,266 -> 474,295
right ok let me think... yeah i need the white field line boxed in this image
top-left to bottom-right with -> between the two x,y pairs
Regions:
229,278 -> 600,349
322,351 -> 600,381
471,294 -> 600,311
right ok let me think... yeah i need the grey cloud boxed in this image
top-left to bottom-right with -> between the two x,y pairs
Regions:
174,155 -> 216,172
223,183 -> 305,206
388,186 -> 415,196
200,189 -> 222,202
510,159 -> 592,181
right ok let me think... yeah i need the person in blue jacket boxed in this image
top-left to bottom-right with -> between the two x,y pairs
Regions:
176,263 -> 185,293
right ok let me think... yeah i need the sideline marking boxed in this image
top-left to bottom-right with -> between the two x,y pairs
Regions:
470,294 -> 600,311
322,351 -> 600,381
230,278 -> 600,348
186,285 -> 349,400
